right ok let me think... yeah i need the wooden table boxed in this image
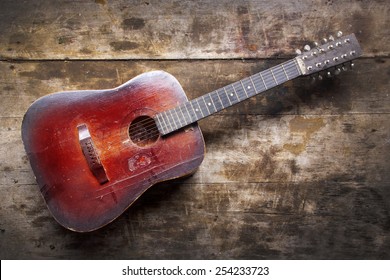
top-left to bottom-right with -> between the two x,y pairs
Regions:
0,0 -> 389,259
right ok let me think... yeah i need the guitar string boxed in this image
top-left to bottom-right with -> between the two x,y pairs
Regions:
129,62 -> 300,142
139,60 -> 299,133
128,61 -> 301,142
130,62 -> 300,142
157,60 -> 300,133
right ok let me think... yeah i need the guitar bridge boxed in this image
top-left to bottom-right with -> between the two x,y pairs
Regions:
78,124 -> 109,184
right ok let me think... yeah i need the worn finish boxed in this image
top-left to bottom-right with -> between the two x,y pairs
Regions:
1,0 -> 390,259
21,71 -> 205,232
0,0 -> 389,59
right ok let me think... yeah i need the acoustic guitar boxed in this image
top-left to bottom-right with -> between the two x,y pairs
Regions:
22,33 -> 362,232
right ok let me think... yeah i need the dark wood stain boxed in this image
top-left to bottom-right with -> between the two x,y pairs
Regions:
110,41 -> 140,51
122,18 -> 146,30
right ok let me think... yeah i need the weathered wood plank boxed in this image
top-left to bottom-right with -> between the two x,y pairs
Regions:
0,0 -> 388,59
1,179 -> 389,259
0,0 -> 389,259
1,105 -> 389,256
0,59 -> 389,123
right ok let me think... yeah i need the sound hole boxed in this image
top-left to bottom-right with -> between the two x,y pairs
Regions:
129,116 -> 160,147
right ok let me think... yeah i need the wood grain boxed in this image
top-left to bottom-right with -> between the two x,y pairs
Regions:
0,0 -> 388,59
0,0 -> 389,259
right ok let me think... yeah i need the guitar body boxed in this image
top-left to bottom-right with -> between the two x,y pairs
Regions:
22,71 -> 205,232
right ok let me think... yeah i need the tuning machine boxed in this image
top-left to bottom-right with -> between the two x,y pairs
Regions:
313,73 -> 324,81
311,72 -> 324,83
334,67 -> 342,75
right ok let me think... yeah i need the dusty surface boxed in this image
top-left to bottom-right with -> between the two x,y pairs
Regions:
0,0 -> 389,259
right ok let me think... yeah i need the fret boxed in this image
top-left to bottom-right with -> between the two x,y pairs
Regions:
209,93 -> 218,112
240,79 -> 251,98
195,98 -> 205,117
200,96 -> 210,117
259,72 -> 267,89
249,76 -> 258,93
231,83 -> 241,102
200,95 -> 210,115
262,69 -> 277,88
164,111 -> 175,131
225,84 -> 240,104
205,93 -> 218,113
223,87 -> 232,106
203,94 -> 217,114
155,113 -> 167,134
270,68 -> 278,85
197,96 -> 209,116
247,78 -> 257,96
184,102 -> 196,122
254,74 -> 266,92
291,59 -> 302,76
283,62 -> 294,78
161,113 -> 170,133
232,82 -> 245,101
281,63 -> 289,80
170,109 -> 180,129
173,107 -> 183,127
181,103 -> 193,124
189,99 -> 203,120
219,88 -> 231,109
177,106 -> 187,126
210,90 -> 224,111
272,66 -> 287,85
216,89 -> 225,110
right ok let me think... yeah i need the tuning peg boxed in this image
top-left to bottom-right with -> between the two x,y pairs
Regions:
322,38 -> 328,44
311,73 -> 324,82
329,35 -> 335,41
326,71 -> 332,78
295,49 -> 302,55
337,31 -> 343,38
304,45 -> 311,51
350,62 -> 355,69
342,64 -> 348,71
334,67 -> 341,75
313,42 -> 319,47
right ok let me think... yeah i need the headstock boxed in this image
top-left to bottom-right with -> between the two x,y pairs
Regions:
296,32 -> 362,78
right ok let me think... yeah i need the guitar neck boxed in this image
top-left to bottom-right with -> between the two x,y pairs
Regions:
155,58 -> 302,135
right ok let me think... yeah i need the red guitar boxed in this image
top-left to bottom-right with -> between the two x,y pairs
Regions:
22,33 -> 362,232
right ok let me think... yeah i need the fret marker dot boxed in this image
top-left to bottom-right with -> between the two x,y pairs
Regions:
207,102 -> 211,106
230,93 -> 234,97
195,108 -> 199,111
247,86 -> 251,89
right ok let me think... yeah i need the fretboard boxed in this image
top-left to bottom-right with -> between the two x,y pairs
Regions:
155,58 -> 302,135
